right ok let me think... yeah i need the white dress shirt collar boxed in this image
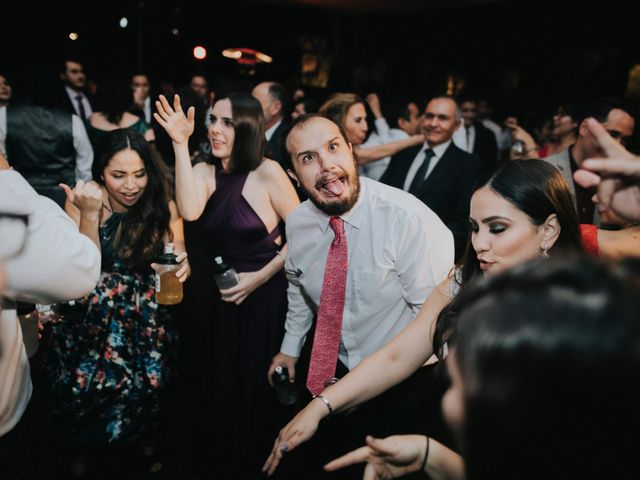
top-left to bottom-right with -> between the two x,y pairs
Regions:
425,139 -> 452,158
307,177 -> 366,234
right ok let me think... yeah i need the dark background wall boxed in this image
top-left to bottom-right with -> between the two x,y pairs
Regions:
1,0 -> 638,124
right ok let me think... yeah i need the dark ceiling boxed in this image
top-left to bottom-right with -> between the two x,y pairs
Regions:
2,0 -> 637,124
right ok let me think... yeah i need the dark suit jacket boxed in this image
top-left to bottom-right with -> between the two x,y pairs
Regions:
380,142 -> 484,260
267,120 -> 289,169
43,85 -> 94,119
472,122 -> 499,175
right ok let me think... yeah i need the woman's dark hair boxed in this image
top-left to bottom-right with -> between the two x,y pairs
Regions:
212,92 -> 266,173
92,129 -> 171,270
293,98 -> 319,117
95,76 -> 136,125
433,159 -> 582,358
450,255 -> 640,479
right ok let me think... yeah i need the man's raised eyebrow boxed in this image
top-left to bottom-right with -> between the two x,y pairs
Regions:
326,136 -> 341,145
296,149 -> 316,160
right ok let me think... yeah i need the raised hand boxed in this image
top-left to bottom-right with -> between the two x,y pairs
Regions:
574,118 -> 640,223
154,94 -> 195,145
59,180 -> 103,216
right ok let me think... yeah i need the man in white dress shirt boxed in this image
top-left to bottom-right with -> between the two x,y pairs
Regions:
0,156 -> 100,477
266,114 -> 453,477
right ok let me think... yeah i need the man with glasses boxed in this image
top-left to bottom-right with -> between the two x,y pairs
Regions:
544,98 -> 635,224
0,152 -> 100,478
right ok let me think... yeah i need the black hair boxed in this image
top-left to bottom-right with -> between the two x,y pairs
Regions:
385,96 -> 417,127
92,129 -> 171,270
573,97 -> 633,125
451,255 -> 640,479
293,97 -> 319,117
95,76 -> 136,125
433,159 -> 582,359
213,92 -> 267,173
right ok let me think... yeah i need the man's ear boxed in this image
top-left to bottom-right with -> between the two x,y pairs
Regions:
287,168 -> 300,187
271,100 -> 283,116
578,120 -> 589,138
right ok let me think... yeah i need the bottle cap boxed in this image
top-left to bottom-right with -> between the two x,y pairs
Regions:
157,244 -> 178,265
213,256 -> 231,273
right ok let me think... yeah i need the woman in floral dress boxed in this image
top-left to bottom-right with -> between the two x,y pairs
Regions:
45,129 -> 189,475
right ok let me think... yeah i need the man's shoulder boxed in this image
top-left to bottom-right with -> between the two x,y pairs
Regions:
286,201 -> 318,227
363,178 -> 439,221
443,142 -> 483,169
544,148 -> 570,166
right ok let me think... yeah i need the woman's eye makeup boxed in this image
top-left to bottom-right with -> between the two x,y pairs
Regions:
488,223 -> 507,234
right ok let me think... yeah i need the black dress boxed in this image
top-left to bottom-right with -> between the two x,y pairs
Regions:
184,159 -> 290,479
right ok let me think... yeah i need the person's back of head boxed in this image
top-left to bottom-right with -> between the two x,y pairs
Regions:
452,255 -> 640,479
319,93 -> 363,128
95,76 -> 136,125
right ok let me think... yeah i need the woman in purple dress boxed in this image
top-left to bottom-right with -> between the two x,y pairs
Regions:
155,93 -> 300,479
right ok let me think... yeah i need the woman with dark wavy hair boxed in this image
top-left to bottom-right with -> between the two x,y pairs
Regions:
155,92 -> 299,479
46,128 -> 189,476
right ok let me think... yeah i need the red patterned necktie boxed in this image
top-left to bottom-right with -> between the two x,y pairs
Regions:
306,216 -> 348,396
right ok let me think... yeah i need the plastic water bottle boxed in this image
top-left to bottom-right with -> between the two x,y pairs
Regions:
271,365 -> 299,405
213,256 -> 239,291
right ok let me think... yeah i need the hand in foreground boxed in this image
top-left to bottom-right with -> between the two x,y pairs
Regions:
324,434 -> 427,480
151,252 -> 190,283
219,270 -> 266,305
262,393 -> 327,477
154,94 -> 195,145
59,180 -> 103,216
574,118 -> 640,224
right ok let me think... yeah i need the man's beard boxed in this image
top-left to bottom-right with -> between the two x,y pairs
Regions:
304,173 -> 361,216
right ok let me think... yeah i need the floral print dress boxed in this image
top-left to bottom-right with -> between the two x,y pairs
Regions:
45,212 -> 176,444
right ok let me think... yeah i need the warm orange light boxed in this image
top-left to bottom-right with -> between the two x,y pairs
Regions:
221,48 -> 273,65
69,32 -> 79,41
193,46 -> 207,60
222,49 -> 242,59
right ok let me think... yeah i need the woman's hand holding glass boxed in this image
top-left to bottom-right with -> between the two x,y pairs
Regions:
151,251 -> 190,283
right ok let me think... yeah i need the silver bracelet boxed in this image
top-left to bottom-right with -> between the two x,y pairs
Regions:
314,394 -> 333,416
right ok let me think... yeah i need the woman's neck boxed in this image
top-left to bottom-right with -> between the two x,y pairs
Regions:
106,194 -> 128,213
220,157 -> 231,172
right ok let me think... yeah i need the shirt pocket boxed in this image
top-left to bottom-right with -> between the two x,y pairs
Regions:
350,267 -> 400,318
